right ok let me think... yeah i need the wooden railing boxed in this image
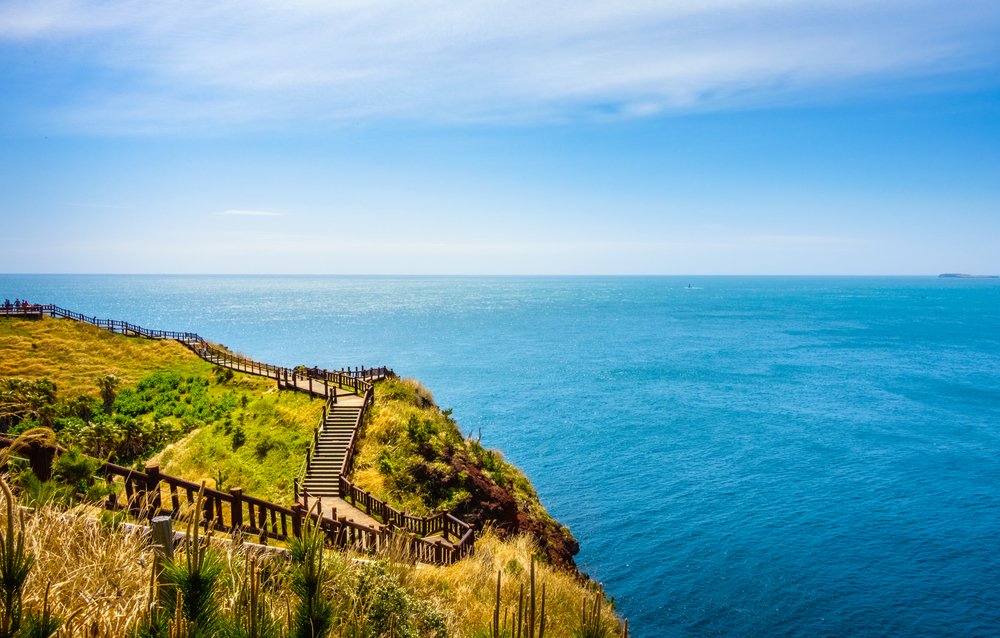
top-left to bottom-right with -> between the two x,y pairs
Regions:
1,303 -> 475,562
1,305 -> 393,399
339,386 -> 373,476
333,476 -> 473,544
0,437 -> 473,564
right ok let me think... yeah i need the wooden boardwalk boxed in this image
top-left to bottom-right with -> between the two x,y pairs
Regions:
3,303 -> 476,563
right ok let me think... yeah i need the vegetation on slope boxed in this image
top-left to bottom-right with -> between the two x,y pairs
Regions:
0,315 -> 210,396
0,316 -> 321,505
352,377 -> 581,570
0,314 -> 623,635
0,491 -> 621,637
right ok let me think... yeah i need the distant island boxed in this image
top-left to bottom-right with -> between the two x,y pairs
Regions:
939,273 -> 998,278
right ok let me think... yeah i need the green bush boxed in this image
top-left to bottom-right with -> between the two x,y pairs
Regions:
137,372 -> 183,393
231,426 -> 246,451
52,447 -> 101,488
112,389 -> 148,418
406,414 -> 438,444
350,560 -> 447,638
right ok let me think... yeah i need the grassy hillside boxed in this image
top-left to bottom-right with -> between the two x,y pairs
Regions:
0,313 -> 209,395
352,377 -> 581,570
2,497 -> 623,638
0,315 -> 321,504
0,314 -> 625,636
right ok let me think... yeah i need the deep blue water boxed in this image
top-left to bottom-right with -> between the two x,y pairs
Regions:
2,275 -> 998,638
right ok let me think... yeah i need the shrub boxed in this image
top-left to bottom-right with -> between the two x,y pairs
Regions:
137,372 -> 182,393
346,560 -> 448,638
113,388 -> 148,418
0,476 -> 36,637
231,425 -> 246,451
213,367 -> 234,385
52,447 -> 101,488
287,514 -> 334,638
15,473 -> 72,511
406,414 -> 438,444
254,436 -> 275,459
159,485 -> 224,634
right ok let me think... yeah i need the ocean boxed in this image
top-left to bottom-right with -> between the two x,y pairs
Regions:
2,275 -> 998,637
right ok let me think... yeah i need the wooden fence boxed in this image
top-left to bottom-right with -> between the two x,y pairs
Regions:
0,438 -> 473,564
14,304 -> 394,393
0,303 -> 475,563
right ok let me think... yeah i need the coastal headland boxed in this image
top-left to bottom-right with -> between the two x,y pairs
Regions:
0,305 -> 623,637
938,273 -> 998,278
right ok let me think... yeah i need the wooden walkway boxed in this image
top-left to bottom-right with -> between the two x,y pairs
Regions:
2,303 -> 476,563
178,340 -> 378,527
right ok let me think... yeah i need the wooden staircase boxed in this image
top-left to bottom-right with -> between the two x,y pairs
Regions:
301,403 -> 363,500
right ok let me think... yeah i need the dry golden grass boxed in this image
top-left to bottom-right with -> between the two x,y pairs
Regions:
400,528 -> 625,638
13,504 -> 152,635
4,502 -> 299,637
0,316 -> 214,398
353,391 -> 438,514
3,498 -> 622,638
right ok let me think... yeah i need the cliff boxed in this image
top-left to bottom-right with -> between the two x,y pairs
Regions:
351,377 -> 581,570
938,273 -> 998,278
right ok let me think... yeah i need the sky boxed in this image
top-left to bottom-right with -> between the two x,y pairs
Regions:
1,0 -> 998,275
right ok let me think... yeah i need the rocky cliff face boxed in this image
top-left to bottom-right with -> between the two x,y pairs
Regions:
351,377 -> 581,570
420,439 -> 580,570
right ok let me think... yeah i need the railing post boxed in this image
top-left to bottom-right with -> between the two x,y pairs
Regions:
292,503 -> 303,538
150,515 -> 174,581
145,464 -> 162,514
230,487 -> 243,531
25,442 -> 55,482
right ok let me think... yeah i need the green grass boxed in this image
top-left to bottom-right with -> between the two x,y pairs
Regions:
0,315 -> 214,397
150,387 -> 322,505
1,315 -> 324,506
350,377 -> 581,569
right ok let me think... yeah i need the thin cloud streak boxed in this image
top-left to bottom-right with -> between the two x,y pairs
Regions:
219,210 -> 284,217
1,0 -> 998,130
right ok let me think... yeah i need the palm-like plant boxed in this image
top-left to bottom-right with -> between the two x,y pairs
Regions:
288,505 -> 334,638
0,378 -> 58,430
227,555 -> 281,638
0,475 -> 34,638
95,374 -> 121,415
160,483 -> 224,635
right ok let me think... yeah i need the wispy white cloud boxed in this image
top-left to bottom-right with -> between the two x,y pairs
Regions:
735,234 -> 870,245
1,0 -> 998,130
219,210 -> 284,217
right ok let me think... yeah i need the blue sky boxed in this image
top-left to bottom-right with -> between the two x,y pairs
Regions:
1,0 -> 998,274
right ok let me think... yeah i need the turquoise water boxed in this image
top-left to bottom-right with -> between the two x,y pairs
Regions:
2,275 -> 998,637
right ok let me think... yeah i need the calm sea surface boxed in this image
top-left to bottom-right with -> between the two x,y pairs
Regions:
2,275 -> 998,638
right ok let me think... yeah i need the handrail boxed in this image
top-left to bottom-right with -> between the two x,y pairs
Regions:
295,397 -> 333,496
0,305 -> 393,399
1,436 -> 472,564
2,303 -> 476,562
